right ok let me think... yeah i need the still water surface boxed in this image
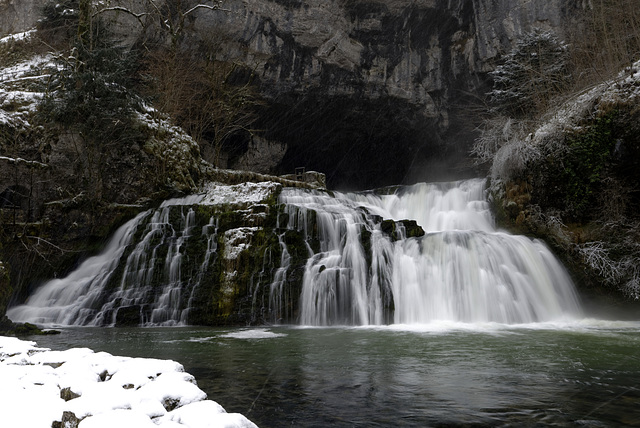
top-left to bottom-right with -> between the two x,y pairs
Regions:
36,321 -> 640,427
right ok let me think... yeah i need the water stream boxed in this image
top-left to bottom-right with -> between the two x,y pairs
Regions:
279,179 -> 581,325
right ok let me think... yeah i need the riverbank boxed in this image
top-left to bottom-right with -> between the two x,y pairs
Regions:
0,335 -> 258,427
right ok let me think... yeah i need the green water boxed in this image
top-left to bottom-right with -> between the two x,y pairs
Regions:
35,321 -> 640,427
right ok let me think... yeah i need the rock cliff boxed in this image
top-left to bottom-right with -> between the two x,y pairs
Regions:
188,0 -> 576,188
2,0 -> 603,324
2,0 -> 578,188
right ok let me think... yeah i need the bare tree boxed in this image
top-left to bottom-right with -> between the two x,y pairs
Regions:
569,0 -> 640,85
144,41 -> 262,167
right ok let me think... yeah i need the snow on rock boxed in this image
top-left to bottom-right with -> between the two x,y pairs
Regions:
159,181 -> 280,210
0,335 -> 259,428
0,29 -> 36,44
157,401 -> 259,428
135,110 -> 204,191
223,228 -> 259,261
199,182 -> 280,208
0,54 -> 56,127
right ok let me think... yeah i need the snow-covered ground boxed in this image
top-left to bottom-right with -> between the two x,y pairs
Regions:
0,335 -> 258,427
0,46 -> 55,127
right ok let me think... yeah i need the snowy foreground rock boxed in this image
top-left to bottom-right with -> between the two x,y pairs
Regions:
0,336 -> 258,428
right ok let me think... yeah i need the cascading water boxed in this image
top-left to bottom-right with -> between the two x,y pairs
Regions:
278,178 -> 582,325
7,195 -> 217,326
7,179 -> 581,327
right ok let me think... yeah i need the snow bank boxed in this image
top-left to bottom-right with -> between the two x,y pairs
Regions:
0,336 -> 259,428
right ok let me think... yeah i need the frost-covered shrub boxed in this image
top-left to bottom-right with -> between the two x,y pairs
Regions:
471,116 -> 527,165
578,238 -> 640,300
489,28 -> 571,117
489,134 -> 540,183
527,204 -> 571,245
578,241 -> 623,285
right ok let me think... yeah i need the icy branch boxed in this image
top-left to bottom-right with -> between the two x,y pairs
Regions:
0,156 -> 48,168
577,241 -> 622,284
183,2 -> 229,16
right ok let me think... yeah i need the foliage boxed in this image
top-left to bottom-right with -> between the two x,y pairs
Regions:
577,222 -> 640,300
568,0 -> 640,87
39,37 -> 142,146
142,43 -> 262,167
35,4 -> 146,203
489,28 -> 571,117
37,0 -> 80,47
549,111 -> 617,220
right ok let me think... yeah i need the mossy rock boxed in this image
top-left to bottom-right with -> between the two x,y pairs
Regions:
381,219 -> 425,241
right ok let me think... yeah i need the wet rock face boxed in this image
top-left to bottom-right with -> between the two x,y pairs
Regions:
0,0 -> 41,37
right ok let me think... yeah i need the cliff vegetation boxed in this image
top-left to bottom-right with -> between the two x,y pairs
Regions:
473,0 -> 640,311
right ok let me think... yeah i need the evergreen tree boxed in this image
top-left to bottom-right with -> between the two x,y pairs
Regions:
37,0 -> 144,200
39,0 -> 143,148
489,29 -> 571,117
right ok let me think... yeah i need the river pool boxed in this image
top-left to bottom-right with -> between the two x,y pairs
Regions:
34,320 -> 640,427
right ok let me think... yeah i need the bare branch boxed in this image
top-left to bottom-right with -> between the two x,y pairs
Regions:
92,6 -> 148,27
183,3 -> 229,16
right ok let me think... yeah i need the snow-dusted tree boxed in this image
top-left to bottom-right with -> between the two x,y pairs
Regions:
489,28 -> 571,117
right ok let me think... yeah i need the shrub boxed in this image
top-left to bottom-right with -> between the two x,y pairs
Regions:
557,110 -> 617,219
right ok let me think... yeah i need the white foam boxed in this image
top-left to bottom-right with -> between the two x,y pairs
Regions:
219,328 -> 287,339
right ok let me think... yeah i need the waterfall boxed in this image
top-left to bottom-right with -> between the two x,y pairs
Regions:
7,195 -> 213,326
7,179 -> 582,327
279,178 -> 582,325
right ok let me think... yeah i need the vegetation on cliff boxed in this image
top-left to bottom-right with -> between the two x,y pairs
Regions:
473,0 -> 640,305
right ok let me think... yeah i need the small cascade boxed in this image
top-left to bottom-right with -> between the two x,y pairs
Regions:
180,216 -> 219,324
268,233 -> 292,323
6,210 -> 152,326
7,196 -> 216,326
278,178 -> 582,326
148,207 -> 196,324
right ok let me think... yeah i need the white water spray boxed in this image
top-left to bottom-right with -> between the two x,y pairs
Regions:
279,179 -> 582,325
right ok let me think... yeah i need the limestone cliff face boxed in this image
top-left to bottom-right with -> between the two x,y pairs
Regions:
195,0 -> 569,104
187,0 -> 574,187
0,0 -> 40,37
